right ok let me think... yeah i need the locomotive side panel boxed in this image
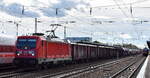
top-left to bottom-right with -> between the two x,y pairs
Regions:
37,40 -> 48,60
46,42 -> 71,60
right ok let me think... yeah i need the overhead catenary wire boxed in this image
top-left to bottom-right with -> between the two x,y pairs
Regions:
112,0 -> 129,18
13,0 -> 148,18
20,7 -> 148,42
93,0 -> 149,8
23,16 -> 95,37
112,0 -> 143,43
1,0 -> 149,44
20,0 -> 149,9
129,4 -> 142,41
120,0 -> 132,17
57,9 -> 106,33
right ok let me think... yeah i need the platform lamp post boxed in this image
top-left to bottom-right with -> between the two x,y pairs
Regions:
16,23 -> 19,36
63,21 -> 76,39
0,21 -> 4,34
64,21 -> 68,40
35,18 -> 38,33
13,22 -> 19,36
34,18 -> 42,33
7,21 -> 21,36
14,21 -> 22,36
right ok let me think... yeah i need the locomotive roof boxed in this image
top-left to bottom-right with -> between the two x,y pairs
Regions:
18,36 -> 66,43
18,35 -> 46,40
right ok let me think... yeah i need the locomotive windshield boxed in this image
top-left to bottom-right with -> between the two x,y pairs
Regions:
16,39 -> 36,49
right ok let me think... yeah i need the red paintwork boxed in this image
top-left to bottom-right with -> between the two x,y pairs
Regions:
16,36 -> 71,59
0,45 -> 15,57
0,45 -> 15,52
15,36 -> 142,65
0,45 -> 16,64
15,36 -> 39,58
36,39 -> 71,59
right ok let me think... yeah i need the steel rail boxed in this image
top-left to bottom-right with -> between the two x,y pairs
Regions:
39,57 -> 134,78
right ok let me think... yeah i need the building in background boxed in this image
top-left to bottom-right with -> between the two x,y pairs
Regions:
65,37 -> 92,43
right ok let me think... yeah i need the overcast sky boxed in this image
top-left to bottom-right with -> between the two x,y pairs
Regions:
0,0 -> 150,48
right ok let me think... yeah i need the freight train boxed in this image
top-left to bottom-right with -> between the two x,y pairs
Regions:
0,35 -> 16,64
13,34 -> 142,67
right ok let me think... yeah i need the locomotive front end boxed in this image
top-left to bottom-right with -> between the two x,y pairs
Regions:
13,36 -> 38,66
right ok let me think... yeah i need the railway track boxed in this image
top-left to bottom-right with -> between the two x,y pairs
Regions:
38,55 -> 144,78
0,55 -> 144,78
0,64 -> 17,74
110,56 -> 146,78
11,58 -> 116,78
8,56 -> 133,78
36,55 -> 142,78
0,66 -> 15,70
0,68 -> 36,78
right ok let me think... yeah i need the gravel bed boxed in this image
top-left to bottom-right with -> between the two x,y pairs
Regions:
65,55 -> 144,78
1,55 -> 143,78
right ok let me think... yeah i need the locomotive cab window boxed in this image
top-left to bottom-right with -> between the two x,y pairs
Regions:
16,39 -> 37,49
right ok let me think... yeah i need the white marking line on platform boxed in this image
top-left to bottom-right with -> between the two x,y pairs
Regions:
136,56 -> 149,78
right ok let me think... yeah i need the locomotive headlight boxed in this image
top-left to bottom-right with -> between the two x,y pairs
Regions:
16,51 -> 22,56
28,51 -> 35,56
17,53 -> 20,56
31,54 -> 35,56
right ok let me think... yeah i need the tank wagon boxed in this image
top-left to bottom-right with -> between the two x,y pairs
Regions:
13,35 -> 141,67
0,35 -> 16,64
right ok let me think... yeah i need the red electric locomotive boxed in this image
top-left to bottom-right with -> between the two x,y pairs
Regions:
13,34 -> 72,66
0,35 -> 16,64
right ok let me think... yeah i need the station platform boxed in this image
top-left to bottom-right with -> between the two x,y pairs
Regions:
137,55 -> 149,78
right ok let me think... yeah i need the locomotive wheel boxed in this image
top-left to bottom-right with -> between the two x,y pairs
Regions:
42,64 -> 48,69
35,64 -> 43,70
